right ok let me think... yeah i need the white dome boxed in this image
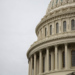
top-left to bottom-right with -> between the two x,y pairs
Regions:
46,0 -> 75,14
27,0 -> 75,75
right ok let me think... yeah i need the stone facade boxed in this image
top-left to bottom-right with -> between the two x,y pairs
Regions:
27,0 -> 75,75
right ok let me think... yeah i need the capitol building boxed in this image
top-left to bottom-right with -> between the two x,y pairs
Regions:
27,0 -> 75,75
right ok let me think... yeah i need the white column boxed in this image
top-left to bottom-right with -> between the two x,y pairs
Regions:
46,48 -> 49,72
51,51 -> 54,71
28,60 -> 30,75
55,45 -> 58,71
34,53 -> 36,75
30,57 -> 32,75
65,43 -> 68,70
43,27 -> 45,39
39,51 -> 42,74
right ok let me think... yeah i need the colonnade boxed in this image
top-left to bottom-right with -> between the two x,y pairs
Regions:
28,43 -> 68,75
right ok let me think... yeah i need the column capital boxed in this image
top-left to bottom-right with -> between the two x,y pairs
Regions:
64,43 -> 68,45
55,44 -> 58,47
30,55 -> 33,58
34,52 -> 36,55
46,47 -> 49,50
39,50 -> 42,53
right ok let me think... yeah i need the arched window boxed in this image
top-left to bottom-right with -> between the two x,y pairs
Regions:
71,50 -> 75,67
43,56 -> 45,72
62,51 -> 65,68
56,23 -> 59,33
63,21 -> 66,32
50,25 -> 52,35
49,54 -> 51,70
71,19 -> 75,30
56,0 -> 58,4
45,28 -> 47,37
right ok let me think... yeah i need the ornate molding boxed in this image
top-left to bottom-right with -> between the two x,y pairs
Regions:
27,32 -> 75,58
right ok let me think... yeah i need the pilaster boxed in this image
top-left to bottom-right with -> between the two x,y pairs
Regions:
59,19 -> 62,33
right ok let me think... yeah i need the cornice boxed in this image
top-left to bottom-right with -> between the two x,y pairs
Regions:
27,31 -> 75,58
28,36 -> 75,58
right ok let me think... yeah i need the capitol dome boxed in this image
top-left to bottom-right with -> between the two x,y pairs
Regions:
27,0 -> 75,75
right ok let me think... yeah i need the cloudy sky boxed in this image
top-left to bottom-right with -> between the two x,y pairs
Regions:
0,0 -> 50,75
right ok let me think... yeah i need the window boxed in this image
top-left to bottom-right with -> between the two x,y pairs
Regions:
56,23 -> 59,33
71,19 -> 75,30
43,56 -> 45,72
71,50 -> 75,67
63,21 -> 66,32
62,51 -> 65,68
49,54 -> 51,70
45,28 -> 47,37
50,25 -> 52,35
56,0 -> 58,4
52,1 -> 54,7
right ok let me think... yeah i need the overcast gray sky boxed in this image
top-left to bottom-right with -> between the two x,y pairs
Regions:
0,0 -> 50,75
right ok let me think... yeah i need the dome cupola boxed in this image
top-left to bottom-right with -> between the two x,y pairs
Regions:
46,0 -> 75,14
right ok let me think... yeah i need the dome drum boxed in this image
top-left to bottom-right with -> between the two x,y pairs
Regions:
36,11 -> 75,41
27,0 -> 75,75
